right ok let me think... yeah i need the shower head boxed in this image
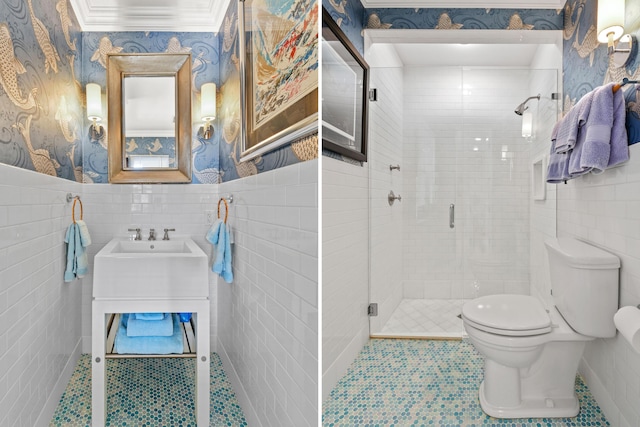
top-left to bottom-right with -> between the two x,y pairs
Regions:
514,94 -> 541,116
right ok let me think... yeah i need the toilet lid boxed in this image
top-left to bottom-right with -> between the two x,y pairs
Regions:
462,294 -> 552,337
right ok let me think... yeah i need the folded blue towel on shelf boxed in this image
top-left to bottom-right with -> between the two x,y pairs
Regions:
133,312 -> 166,321
127,313 -> 173,337
114,313 -> 183,355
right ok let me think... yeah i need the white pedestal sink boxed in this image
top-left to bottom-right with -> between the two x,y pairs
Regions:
92,236 -> 210,427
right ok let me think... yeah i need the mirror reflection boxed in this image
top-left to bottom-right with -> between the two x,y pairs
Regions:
123,76 -> 177,170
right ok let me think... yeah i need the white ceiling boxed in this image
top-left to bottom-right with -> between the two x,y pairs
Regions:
360,0 -> 565,8
69,0 -> 232,32
69,0 -> 565,33
392,43 -> 543,66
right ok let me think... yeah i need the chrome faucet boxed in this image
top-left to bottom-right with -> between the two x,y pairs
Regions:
148,229 -> 156,241
163,228 -> 176,240
128,228 -> 141,240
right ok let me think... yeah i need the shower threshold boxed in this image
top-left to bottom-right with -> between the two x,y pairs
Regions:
372,299 -> 467,340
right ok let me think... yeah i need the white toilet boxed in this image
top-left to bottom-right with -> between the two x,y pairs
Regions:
462,237 -> 620,419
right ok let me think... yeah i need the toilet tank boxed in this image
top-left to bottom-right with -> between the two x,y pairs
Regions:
545,237 -> 620,338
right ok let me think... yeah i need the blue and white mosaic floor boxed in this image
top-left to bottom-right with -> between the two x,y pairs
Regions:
50,353 -> 247,426
323,339 -> 609,426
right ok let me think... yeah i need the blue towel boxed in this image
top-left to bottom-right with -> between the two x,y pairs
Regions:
213,223 -> 233,283
75,219 -> 92,247
64,223 -> 89,282
133,313 -> 166,321
127,313 -> 173,337
554,91 -> 593,154
114,313 -> 183,355
207,219 -> 233,283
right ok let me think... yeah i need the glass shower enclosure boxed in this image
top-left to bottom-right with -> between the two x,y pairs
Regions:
368,65 -> 558,338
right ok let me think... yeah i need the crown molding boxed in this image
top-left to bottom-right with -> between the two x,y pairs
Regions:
69,0 -> 229,32
360,0 -> 565,9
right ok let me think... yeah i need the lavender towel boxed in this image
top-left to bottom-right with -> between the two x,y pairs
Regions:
604,86 -> 629,170
547,122 -> 571,183
570,83 -> 615,176
554,90 -> 594,154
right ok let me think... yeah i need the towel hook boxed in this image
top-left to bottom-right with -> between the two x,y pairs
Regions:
217,198 -> 229,224
72,197 -> 83,224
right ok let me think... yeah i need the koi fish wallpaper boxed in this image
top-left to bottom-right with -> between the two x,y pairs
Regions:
1,0 -> 318,184
0,0 -> 83,181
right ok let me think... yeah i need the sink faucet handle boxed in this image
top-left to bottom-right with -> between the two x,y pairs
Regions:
163,228 -> 176,240
148,228 -> 156,241
128,228 -> 141,240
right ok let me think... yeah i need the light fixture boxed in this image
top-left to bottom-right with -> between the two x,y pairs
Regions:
200,83 -> 216,139
522,109 -> 533,138
597,0 -> 634,66
86,83 -> 103,139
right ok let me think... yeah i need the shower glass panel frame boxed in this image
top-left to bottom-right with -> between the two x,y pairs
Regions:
368,66 -> 558,339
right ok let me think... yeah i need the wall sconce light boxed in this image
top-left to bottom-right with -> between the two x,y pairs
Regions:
597,0 -> 634,67
86,83 -> 103,139
200,83 -> 216,139
521,109 -> 533,138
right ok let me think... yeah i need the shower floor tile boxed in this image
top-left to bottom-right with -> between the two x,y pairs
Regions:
322,339 -> 609,427
379,299 -> 465,338
49,353 -> 247,427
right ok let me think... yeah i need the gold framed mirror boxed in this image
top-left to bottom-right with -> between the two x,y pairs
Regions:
107,53 -> 192,183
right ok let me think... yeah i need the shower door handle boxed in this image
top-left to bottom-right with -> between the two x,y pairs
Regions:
449,204 -> 455,229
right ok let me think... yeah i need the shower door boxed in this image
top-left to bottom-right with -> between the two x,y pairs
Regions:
368,66 -> 558,338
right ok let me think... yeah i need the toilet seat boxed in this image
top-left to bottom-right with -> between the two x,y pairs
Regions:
462,294 -> 552,337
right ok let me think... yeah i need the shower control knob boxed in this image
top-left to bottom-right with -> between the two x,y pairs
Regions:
388,191 -> 402,206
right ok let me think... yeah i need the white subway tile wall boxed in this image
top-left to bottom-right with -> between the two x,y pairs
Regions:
322,156 -> 369,400
217,160 -> 318,427
402,67 -> 532,301
0,163 -> 83,427
558,144 -> 640,427
79,183 -> 220,353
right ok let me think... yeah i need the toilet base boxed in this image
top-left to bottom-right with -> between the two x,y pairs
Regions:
479,380 -> 580,419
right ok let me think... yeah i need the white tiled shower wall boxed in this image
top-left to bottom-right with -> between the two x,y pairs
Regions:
402,67 -> 531,300
79,182 -> 220,352
558,145 -> 640,427
322,157 -> 368,400
217,160 -> 318,427
0,164 -> 83,427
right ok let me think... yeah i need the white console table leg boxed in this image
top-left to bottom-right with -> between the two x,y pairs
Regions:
91,303 -> 106,427
195,303 -> 210,427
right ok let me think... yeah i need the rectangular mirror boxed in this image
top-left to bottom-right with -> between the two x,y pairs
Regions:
321,7 -> 368,162
107,53 -> 192,183
123,76 -> 177,170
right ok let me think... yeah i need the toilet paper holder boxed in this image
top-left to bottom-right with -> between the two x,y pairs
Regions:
614,305 -> 640,354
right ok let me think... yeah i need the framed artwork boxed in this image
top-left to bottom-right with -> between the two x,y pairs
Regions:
321,6 -> 368,162
238,0 -> 319,161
